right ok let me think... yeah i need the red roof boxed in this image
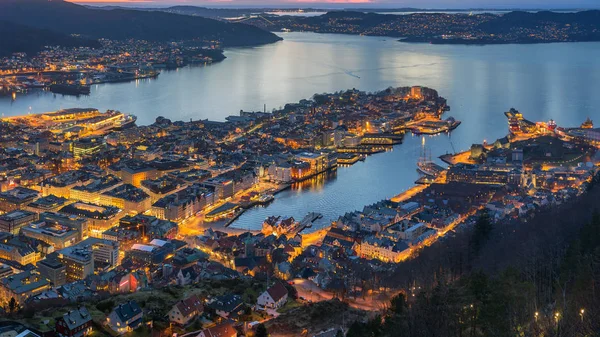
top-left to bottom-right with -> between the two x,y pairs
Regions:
266,282 -> 289,302
176,295 -> 204,317
202,322 -> 237,337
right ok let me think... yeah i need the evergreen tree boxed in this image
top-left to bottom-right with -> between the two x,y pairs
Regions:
255,323 -> 268,337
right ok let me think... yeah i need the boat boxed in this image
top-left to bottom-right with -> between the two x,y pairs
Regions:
49,84 -> 90,96
417,137 -> 445,177
581,117 -> 593,129
257,194 -> 274,204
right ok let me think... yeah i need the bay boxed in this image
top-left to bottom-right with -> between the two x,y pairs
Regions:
2,32 -> 599,230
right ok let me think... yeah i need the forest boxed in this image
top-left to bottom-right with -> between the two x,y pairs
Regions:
345,172 -> 600,336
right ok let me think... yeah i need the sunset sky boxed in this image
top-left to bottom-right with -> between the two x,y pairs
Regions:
69,0 -> 600,9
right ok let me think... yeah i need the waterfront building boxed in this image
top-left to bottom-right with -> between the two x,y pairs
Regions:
0,187 -> 39,212
0,270 -> 51,306
41,108 -> 99,122
447,164 -> 511,185
267,162 -> 293,183
0,209 -> 38,234
151,184 -> 215,222
295,152 -> 335,176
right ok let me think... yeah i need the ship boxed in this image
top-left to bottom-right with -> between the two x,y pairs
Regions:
49,84 -> 90,96
256,194 -> 275,204
417,137 -> 445,177
581,117 -> 594,129
114,114 -> 137,130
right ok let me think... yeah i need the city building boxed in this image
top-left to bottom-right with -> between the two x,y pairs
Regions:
57,238 -> 119,281
37,257 -> 67,286
99,184 -> 151,214
119,214 -> 178,239
70,175 -> 122,204
358,236 -> 411,263
0,233 -> 47,266
20,221 -> 80,249
59,202 -> 123,238
0,187 -> 39,212
0,210 -> 38,234
0,270 -> 51,305
109,160 -> 158,188
39,212 -> 89,241
73,137 -> 105,159
151,184 -> 215,222
26,195 -> 69,214
40,170 -> 93,198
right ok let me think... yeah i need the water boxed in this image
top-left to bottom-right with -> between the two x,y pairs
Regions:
2,32 -> 600,230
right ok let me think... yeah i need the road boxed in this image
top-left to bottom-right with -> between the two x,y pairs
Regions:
292,278 -> 396,312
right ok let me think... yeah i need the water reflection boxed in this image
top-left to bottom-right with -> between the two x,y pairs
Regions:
2,33 -> 600,230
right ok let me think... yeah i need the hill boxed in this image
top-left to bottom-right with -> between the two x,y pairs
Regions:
0,0 -> 282,47
247,10 -> 600,44
0,20 -> 100,57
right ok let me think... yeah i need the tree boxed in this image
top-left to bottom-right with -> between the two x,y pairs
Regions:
470,210 -> 493,255
255,323 -> 268,337
335,329 -> 344,337
8,297 -> 18,314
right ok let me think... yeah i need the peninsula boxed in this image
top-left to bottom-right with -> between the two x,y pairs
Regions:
242,10 -> 600,45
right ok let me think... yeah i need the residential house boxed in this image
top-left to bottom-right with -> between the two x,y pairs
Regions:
256,282 -> 288,310
106,301 -> 143,335
55,307 -> 93,337
197,322 -> 237,337
168,295 -> 204,326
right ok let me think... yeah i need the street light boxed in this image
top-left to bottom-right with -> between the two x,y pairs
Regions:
580,308 -> 585,322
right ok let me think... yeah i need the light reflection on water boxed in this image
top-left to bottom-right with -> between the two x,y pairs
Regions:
2,32 -> 600,230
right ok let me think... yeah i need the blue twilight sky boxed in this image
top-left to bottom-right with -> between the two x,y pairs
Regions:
72,0 -> 600,9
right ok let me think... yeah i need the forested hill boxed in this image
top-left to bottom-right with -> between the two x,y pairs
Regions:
0,0 -> 282,47
0,21 -> 100,57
